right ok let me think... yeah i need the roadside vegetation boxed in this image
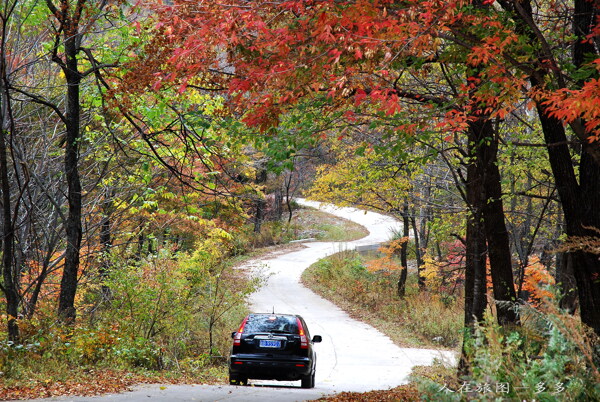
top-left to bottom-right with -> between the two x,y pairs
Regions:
290,208 -> 369,243
302,249 -> 463,349
0,235 -> 252,399
305,247 -> 600,401
0,206 -> 365,400
319,297 -> 600,401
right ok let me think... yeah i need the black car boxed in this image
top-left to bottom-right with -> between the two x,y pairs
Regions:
228,313 -> 322,388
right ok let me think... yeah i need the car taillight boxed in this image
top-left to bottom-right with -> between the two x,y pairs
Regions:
296,318 -> 308,349
233,316 -> 249,346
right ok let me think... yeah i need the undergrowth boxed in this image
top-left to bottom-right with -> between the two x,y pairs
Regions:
232,207 -> 368,250
0,206 -> 363,398
302,249 -> 464,349
0,230 -> 260,393
416,290 -> 600,401
305,249 -> 600,401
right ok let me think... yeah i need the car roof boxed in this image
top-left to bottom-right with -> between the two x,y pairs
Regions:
248,313 -> 301,318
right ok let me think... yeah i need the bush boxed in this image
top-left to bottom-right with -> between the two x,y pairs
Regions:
0,228 -> 260,383
113,337 -> 162,369
103,236 -> 259,366
418,297 -> 600,401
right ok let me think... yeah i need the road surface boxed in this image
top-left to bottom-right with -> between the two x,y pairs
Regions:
29,200 -> 455,402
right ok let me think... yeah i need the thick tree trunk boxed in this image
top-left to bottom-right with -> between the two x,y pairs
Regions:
534,101 -> 600,334
572,0 -> 600,326
463,160 -> 488,327
57,29 -> 83,323
471,119 -> 519,326
557,252 -> 578,314
459,146 -> 488,375
502,0 -> 600,337
575,150 -> 600,332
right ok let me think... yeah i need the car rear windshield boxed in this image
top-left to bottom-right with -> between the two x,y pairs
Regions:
244,315 -> 299,334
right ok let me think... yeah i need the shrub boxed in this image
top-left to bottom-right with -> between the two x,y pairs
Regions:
0,227 -> 259,382
418,295 -> 600,401
104,236 -> 259,366
113,337 -> 162,370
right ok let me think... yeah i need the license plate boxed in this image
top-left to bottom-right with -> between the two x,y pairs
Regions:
259,339 -> 281,348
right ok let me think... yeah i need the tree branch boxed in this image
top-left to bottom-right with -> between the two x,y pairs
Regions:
9,85 -> 66,123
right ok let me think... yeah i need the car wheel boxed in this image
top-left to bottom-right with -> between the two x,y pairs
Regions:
301,371 -> 315,388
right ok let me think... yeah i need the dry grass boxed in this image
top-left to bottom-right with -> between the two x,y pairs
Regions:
302,250 -> 463,349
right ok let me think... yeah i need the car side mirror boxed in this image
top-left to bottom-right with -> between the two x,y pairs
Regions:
231,331 -> 237,339
312,335 -> 322,343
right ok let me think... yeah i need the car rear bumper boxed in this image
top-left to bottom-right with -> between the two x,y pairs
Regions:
229,354 -> 313,380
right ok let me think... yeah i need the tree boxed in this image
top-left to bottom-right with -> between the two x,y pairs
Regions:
33,0 -> 127,322
3,0 -> 139,326
0,0 -> 20,342
127,1 -> 517,339
134,0 -> 600,335
307,139 -> 430,287
491,0 -> 600,334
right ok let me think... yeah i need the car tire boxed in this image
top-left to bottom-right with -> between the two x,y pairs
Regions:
301,371 -> 315,388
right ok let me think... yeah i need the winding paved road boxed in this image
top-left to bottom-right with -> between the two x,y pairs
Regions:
245,200 -> 454,394
30,200 -> 454,402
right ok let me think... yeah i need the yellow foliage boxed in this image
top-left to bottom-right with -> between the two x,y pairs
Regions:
420,256 -> 444,287
307,144 -> 413,213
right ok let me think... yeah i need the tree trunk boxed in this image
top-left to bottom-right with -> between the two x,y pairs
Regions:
0,60 -> 19,342
397,202 -> 410,298
418,173 -> 432,250
253,167 -> 267,233
410,214 -> 425,289
471,119 -> 519,326
557,252 -> 578,314
283,170 -> 295,224
572,0 -> 600,328
274,187 -> 283,221
57,22 -> 83,324
459,145 -> 488,375
501,0 -> 600,337
463,159 -> 488,327
534,101 -> 600,335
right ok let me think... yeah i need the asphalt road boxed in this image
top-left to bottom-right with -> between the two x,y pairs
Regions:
28,200 -> 455,402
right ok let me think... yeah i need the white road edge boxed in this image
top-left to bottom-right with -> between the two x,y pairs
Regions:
29,200 -> 456,402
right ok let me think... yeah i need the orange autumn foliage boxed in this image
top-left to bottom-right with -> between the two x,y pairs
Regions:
365,237 -> 407,273
521,257 -> 556,307
484,256 -> 555,307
